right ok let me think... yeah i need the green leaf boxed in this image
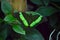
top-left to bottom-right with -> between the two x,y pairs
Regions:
51,0 -> 60,2
23,29 -> 44,40
36,6 -> 56,16
4,14 -> 16,23
1,0 -> 12,15
12,24 -> 25,35
30,0 -> 42,5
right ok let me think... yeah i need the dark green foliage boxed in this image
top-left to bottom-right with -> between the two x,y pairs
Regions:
0,23 -> 9,40
1,0 -> 12,15
30,0 -> 42,5
30,0 -> 50,6
0,18 -> 3,23
36,6 -> 56,16
21,29 -> 44,40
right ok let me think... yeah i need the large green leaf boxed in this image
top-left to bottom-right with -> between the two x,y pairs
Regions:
36,6 -> 56,16
1,0 -> 12,15
30,0 -> 42,5
12,24 -> 25,35
4,14 -> 16,23
22,29 -> 44,40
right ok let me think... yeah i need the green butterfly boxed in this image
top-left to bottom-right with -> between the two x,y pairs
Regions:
19,12 -> 43,28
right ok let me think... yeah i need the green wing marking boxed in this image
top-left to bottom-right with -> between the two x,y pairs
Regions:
30,15 -> 43,27
19,12 -> 29,27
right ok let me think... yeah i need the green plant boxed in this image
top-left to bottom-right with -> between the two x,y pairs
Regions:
0,0 -> 60,40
